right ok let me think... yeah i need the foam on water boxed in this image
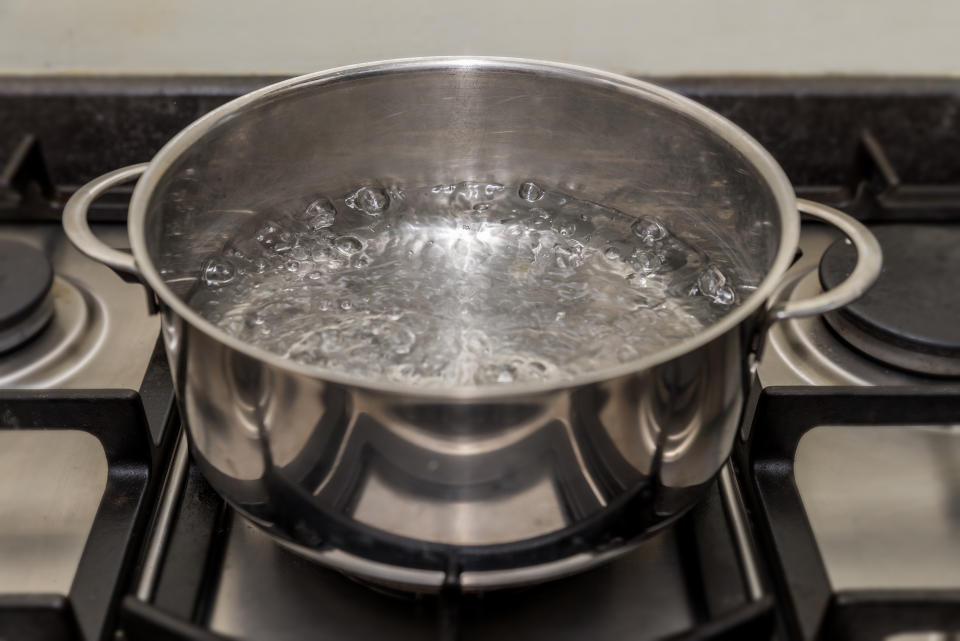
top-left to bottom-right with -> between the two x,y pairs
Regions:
188,181 -> 744,387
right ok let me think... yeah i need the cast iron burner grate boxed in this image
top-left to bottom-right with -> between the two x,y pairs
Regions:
819,224 -> 960,376
736,386 -> 960,641
118,437 -> 774,641
0,340 -> 177,641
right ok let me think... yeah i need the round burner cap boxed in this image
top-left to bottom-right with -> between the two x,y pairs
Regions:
819,224 -> 960,375
0,239 -> 54,352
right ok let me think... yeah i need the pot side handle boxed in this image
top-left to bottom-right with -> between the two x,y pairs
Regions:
63,164 -> 149,282
768,199 -> 882,322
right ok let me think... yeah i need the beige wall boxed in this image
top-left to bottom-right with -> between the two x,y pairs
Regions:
1,0 -> 958,76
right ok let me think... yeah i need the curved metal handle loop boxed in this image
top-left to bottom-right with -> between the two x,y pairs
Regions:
768,199 -> 882,322
63,163 -> 149,280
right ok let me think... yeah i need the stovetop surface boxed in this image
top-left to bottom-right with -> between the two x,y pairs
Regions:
2,76 -> 960,641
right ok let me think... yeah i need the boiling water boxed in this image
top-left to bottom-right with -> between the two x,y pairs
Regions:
188,181 -> 744,387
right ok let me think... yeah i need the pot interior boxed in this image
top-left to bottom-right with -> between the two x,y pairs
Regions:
140,60 -> 788,387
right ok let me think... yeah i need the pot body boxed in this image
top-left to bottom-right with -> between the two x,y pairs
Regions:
162,301 -> 757,589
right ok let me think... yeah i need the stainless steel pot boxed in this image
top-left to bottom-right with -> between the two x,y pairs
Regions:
63,57 -> 881,591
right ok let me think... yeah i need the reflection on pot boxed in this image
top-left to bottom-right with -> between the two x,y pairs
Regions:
181,317 -> 747,579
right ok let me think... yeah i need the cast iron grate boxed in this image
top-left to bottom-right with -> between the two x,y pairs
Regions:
117,447 -> 773,641
0,340 -> 177,641
736,386 -> 960,641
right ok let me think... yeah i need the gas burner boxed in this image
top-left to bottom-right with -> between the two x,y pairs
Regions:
759,227 -> 938,386
0,239 -> 54,353
819,225 -> 960,376
0,226 -> 160,389
0,274 -> 102,387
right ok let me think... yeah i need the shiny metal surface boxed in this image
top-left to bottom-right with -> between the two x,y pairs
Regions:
795,424 -> 960,590
63,164 -> 147,280
180,323 -> 748,587
0,430 -> 107,594
768,200 -> 881,322
0,225 -> 159,389
136,431 -> 190,602
209,513 -> 698,640
718,462 -> 764,601
759,227 -> 931,386
64,58 -> 879,588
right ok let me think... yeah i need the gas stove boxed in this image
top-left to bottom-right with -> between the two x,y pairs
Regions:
1,76 -> 959,641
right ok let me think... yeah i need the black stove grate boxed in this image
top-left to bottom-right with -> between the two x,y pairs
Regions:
0,339 -> 178,641
117,449 -> 774,641
736,386 -> 960,640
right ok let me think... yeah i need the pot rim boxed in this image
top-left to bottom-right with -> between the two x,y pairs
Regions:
128,56 -> 799,400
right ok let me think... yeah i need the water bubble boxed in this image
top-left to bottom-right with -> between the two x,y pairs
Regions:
339,299 -> 352,311
201,258 -> 236,287
270,231 -> 295,252
285,260 -> 300,272
307,214 -> 335,231
347,186 -> 389,215
712,285 -> 736,306
291,246 -> 309,261
628,249 -> 664,274
335,236 -> 363,256
604,247 -> 622,261
308,271 -> 324,280
631,217 -> 668,244
304,198 -> 336,229
693,265 -> 736,305
477,363 -> 518,384
256,224 -> 278,246
519,181 -> 544,202
558,223 -> 576,237
485,184 -> 505,196
554,245 -> 583,270
472,203 -> 490,212
697,264 -> 727,296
